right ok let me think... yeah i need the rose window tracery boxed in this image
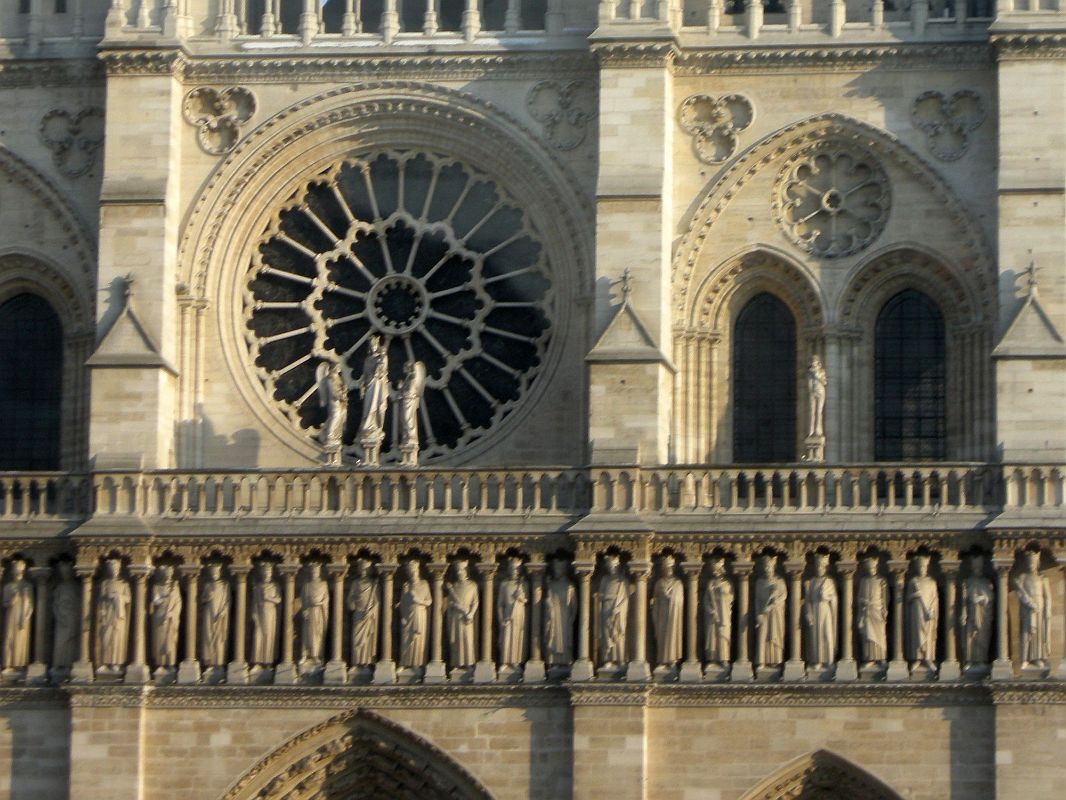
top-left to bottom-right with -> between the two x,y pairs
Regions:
773,146 -> 890,258
243,151 -> 553,463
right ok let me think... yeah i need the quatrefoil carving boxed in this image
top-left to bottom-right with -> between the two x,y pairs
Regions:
526,80 -> 595,151
39,108 -> 104,178
911,90 -> 985,162
679,93 -> 754,164
182,87 -> 257,156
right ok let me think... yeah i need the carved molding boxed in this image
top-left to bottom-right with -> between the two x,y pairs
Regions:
738,749 -> 904,800
99,49 -> 188,78
526,80 -> 595,151
39,108 -> 105,179
182,87 -> 257,155
675,43 -> 992,74
0,59 -> 103,88
591,41 -> 678,69
679,93 -> 754,165
992,32 -> 1066,61
911,90 -> 985,162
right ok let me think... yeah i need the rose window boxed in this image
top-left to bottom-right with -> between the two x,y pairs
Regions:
243,151 -> 553,463
774,147 -> 890,258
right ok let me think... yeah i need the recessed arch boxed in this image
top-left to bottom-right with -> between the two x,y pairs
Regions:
220,708 -> 494,800
739,749 -> 904,800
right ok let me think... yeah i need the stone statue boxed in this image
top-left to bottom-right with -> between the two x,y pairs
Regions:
597,555 -> 629,667
399,360 -> 427,467
149,564 -> 182,670
754,554 -> 786,667
496,557 -> 528,667
906,554 -> 938,669
651,554 -> 684,667
316,360 -> 349,465
543,559 -> 575,666
96,558 -> 131,671
959,553 -> 993,667
856,556 -> 888,666
299,562 -> 330,665
357,334 -> 390,466
2,559 -> 33,670
199,563 -> 230,668
703,556 -> 733,665
1014,550 -> 1052,667
345,558 -> 379,667
445,560 -> 479,668
803,553 -> 837,668
398,559 -> 431,668
251,562 -> 281,666
51,561 -> 79,670
806,354 -> 828,438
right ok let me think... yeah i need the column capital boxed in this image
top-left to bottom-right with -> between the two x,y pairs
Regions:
376,561 -> 399,577
992,557 -> 1014,573
229,564 -> 252,578
939,559 -> 961,576
426,562 -> 448,579
573,561 -> 595,577
732,560 -> 754,576
887,559 -> 909,577
127,564 -> 152,579
525,561 -> 547,576
835,560 -> 857,575
178,563 -> 202,580
74,564 -> 96,579
680,562 -> 702,578
29,566 -> 52,582
326,563 -> 348,579
784,560 -> 805,576
478,562 -> 498,579
628,560 -> 651,579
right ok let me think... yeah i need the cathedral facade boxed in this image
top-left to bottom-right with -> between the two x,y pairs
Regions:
0,1 -> 1064,798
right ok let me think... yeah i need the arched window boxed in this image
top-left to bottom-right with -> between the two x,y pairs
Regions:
733,292 -> 796,463
0,294 -> 63,470
875,289 -> 946,460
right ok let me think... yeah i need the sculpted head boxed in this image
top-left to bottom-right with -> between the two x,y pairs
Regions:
913,554 -> 931,577
206,562 -> 223,581
259,561 -> 274,581
861,556 -> 878,577
551,558 -> 568,580
57,561 -> 73,580
9,559 -> 26,580
660,553 -> 676,576
604,554 -> 621,576
710,556 -> 726,578
404,559 -> 420,580
760,554 -> 778,575
454,559 -> 469,581
813,553 -> 830,577
305,561 -> 323,581
506,556 -> 522,580
105,558 -> 122,579
156,563 -> 174,583
969,553 -> 985,576
355,558 -> 372,578
1024,550 -> 1041,573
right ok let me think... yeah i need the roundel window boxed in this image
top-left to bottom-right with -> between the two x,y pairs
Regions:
243,151 -> 554,464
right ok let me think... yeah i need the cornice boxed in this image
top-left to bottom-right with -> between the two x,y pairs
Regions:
591,40 -> 678,69
0,59 -> 103,88
674,42 -> 992,74
991,31 -> 1066,60
990,682 -> 1066,704
98,48 -> 189,78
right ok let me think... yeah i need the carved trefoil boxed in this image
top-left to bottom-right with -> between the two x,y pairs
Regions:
911,90 -> 985,162
39,108 -> 105,178
526,80 -> 595,151
182,87 -> 257,155
679,93 -> 754,164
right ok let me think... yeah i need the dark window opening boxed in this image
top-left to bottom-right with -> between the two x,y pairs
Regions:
733,292 -> 797,463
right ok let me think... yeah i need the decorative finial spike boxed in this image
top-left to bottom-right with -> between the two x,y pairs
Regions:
619,268 -> 633,306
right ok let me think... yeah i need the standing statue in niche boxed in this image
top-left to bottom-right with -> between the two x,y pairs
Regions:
754,554 -> 787,667
299,563 -> 330,666
497,557 -> 528,668
597,555 -> 629,668
1014,550 -> 1052,668
346,558 -> 380,667
51,561 -> 79,671
906,554 -> 939,669
959,553 -> 994,668
399,559 -> 432,668
543,559 -> 576,667
399,360 -> 427,467
446,560 -> 479,669
96,558 -> 131,672
803,553 -> 838,668
357,335 -> 390,466
2,559 -> 33,671
316,361 -> 349,466
150,564 -> 182,672
199,563 -> 231,669
703,556 -> 734,665
856,556 -> 888,666
251,562 -> 281,667
651,554 -> 684,667
804,354 -> 828,462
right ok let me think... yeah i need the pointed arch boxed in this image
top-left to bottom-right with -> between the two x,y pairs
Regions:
739,749 -> 904,800
220,708 -> 494,800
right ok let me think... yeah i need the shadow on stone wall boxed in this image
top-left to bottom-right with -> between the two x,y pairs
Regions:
525,704 -> 573,800
0,702 -> 70,799
175,404 -> 261,469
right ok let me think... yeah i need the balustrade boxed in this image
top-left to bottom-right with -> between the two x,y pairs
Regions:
0,542 -> 1061,687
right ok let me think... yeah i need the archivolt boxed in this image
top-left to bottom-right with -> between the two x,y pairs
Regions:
220,708 -> 494,800
739,749 -> 903,800
673,113 -> 993,325
0,252 -> 93,335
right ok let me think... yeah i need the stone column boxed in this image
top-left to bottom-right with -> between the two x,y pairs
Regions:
274,564 -> 299,685
70,564 -> 95,683
324,563 -> 348,684
680,561 -> 702,682
1057,555 -> 1066,681
425,563 -> 448,684
524,561 -> 546,683
474,562 -> 497,683
26,566 -> 51,683
835,560 -> 858,681
227,564 -> 250,685
373,562 -> 397,684
462,0 -> 480,41
381,0 -> 399,42
939,559 -> 962,681
783,560 -> 806,681
178,564 -> 201,684
124,565 -> 151,683
626,562 -> 652,682
991,557 -> 1014,680
571,561 -> 594,681
732,560 -> 754,682
886,560 -> 909,681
